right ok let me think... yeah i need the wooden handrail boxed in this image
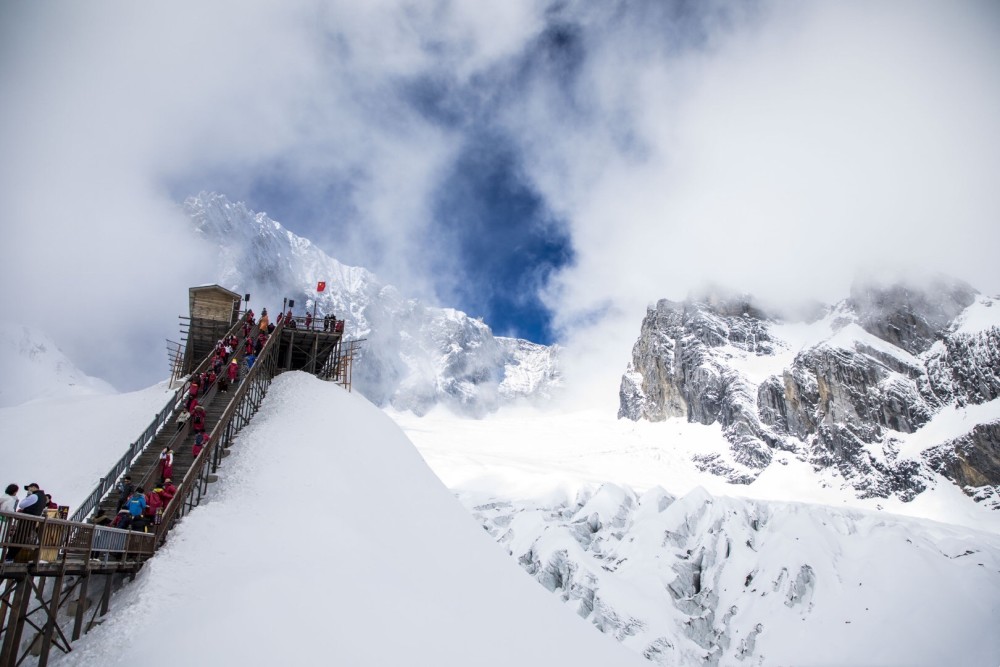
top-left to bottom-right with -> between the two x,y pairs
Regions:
1,511 -> 156,568
73,313 -> 253,523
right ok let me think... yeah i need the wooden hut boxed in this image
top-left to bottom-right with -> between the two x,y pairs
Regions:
183,285 -> 242,374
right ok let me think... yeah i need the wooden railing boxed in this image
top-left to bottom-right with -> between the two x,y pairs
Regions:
0,512 -> 156,566
71,314 -> 252,524
7,315 -> 286,569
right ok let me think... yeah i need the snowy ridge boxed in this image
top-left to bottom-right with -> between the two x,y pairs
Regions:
184,192 -> 560,415
0,325 -> 115,408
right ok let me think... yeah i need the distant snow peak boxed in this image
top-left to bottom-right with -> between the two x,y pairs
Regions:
183,192 -> 561,416
620,280 -> 1000,505
0,325 -> 115,407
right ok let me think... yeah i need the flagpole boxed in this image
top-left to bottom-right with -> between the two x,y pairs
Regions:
315,280 -> 326,331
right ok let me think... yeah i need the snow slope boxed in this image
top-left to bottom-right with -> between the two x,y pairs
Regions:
392,406 -> 1000,534
55,373 -> 644,667
392,406 -> 1000,666
0,382 -> 175,511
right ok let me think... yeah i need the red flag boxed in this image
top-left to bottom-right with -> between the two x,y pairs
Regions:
317,281 -> 326,292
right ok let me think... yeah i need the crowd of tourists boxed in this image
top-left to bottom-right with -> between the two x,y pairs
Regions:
3,304 -> 345,548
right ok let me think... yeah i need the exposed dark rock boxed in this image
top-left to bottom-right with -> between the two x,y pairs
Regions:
923,421 -> 1000,491
849,276 -> 976,355
620,281 -> 1000,503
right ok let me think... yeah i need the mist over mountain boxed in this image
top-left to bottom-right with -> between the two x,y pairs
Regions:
185,193 -> 560,416
0,326 -> 114,408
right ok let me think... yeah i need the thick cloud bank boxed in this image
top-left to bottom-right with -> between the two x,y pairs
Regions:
2,0 -> 997,394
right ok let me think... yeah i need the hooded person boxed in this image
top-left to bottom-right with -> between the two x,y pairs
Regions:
192,432 -> 206,458
191,405 -> 206,435
227,358 -> 239,382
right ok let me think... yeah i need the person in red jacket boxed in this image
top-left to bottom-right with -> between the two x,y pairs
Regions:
304,312 -> 312,329
160,479 -> 177,505
146,486 -> 164,522
227,359 -> 239,383
192,432 -> 206,458
191,406 -> 206,435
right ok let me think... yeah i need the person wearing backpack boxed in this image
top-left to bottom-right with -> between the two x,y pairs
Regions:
191,406 -> 206,436
146,486 -> 164,525
122,488 -> 147,530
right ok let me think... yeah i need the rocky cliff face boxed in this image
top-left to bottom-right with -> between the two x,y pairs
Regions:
185,192 -> 560,416
620,280 -> 1000,504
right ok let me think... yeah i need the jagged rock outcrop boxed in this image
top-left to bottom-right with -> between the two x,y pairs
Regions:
619,296 -> 779,481
924,421 -> 1000,491
850,276 -> 977,355
620,279 -> 1000,502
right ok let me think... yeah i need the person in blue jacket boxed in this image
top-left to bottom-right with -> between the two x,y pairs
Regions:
122,488 -> 147,531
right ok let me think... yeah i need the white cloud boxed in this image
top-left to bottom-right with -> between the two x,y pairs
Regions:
2,0 -> 997,397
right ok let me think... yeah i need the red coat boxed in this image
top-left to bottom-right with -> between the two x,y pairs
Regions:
192,409 -> 206,433
227,362 -> 238,381
146,491 -> 163,517
192,433 -> 206,458
160,483 -> 177,503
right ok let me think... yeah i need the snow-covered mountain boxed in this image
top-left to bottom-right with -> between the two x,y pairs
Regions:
0,325 -> 115,408
619,278 -> 1000,508
395,405 -> 1000,667
184,192 -> 560,416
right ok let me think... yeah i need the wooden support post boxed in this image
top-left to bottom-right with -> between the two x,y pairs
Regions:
72,573 -> 89,641
37,573 -> 65,666
99,573 -> 113,617
310,334 -> 319,374
1,575 -> 31,666
0,579 -> 14,646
